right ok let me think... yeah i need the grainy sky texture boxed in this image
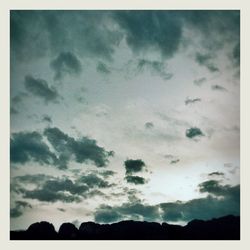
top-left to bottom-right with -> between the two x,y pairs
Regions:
10,10 -> 240,230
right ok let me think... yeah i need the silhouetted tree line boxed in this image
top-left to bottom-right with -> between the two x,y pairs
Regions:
10,215 -> 240,240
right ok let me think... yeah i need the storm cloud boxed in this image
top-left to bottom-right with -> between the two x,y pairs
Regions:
50,52 -> 82,80
170,159 -> 180,164
112,11 -> 183,58
94,203 -> 160,223
195,53 -> 219,72
13,176 -> 87,203
136,59 -> 173,80
10,127 -> 113,169
24,75 -> 59,103
44,127 -> 113,168
10,11 -> 123,62
145,122 -> 154,129
94,181 -> 240,223
98,170 -> 116,178
13,173 -> 115,203
77,173 -> 114,188
185,127 -> 204,139
125,175 -> 147,185
124,159 -> 146,175
10,131 -> 57,166
10,10 -> 239,65
10,201 -> 32,218
208,172 -> 225,177
42,115 -> 52,123
185,97 -> 201,105
211,85 -> 227,91
160,181 -> 240,222
13,174 -> 52,186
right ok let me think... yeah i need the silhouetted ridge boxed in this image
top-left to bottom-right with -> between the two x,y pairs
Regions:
10,215 -> 240,240
26,221 -> 57,240
59,223 -> 79,240
184,215 -> 240,240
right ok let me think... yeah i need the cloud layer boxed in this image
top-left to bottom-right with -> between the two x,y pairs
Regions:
24,75 -> 59,103
95,180 -> 240,223
11,127 -> 113,169
50,52 -> 82,80
12,172 -> 115,203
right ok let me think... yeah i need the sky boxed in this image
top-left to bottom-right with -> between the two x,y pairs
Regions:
10,10 -> 240,231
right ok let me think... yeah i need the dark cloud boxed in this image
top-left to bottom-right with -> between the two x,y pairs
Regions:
12,173 -> 115,203
98,170 -> 116,177
10,201 -> 32,218
10,11 -> 122,62
50,52 -> 82,80
42,115 -> 52,123
113,11 -> 239,60
117,203 -> 160,221
11,11 -> 239,66
11,127 -> 113,169
23,188 -> 81,203
10,131 -> 57,165
24,75 -> 59,103
184,11 -> 239,40
125,176 -> 147,185
185,97 -> 201,105
58,208 -> 66,212
184,11 -> 240,64
199,180 -> 223,194
42,179 -> 89,195
96,62 -> 111,74
124,159 -> 146,175
208,172 -> 225,177
198,180 -> 239,200
10,11 -> 49,61
44,127 -> 113,168
88,190 -> 108,198
185,127 -> 204,139
113,11 -> 183,58
94,205 -> 123,223
22,178 -> 88,203
145,122 -> 154,129
77,174 -> 113,188
211,85 -> 227,91
94,181 -> 239,223
13,174 -> 52,186
193,77 -> 206,86
11,93 -> 28,115
160,184 -> 239,222
195,53 -> 219,72
164,154 -> 180,164
123,187 -> 143,203
170,159 -> 180,164
94,203 -> 159,223
136,59 -> 173,80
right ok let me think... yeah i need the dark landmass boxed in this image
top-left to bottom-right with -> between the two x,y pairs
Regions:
10,215 -> 240,240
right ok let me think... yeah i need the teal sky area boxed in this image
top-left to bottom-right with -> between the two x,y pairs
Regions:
10,10 -> 240,230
